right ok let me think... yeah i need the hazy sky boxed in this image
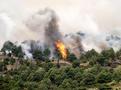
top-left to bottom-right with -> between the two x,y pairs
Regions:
0,0 -> 121,50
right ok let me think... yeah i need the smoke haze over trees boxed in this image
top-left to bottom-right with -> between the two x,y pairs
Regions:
1,40 -> 121,89
0,1 -> 121,89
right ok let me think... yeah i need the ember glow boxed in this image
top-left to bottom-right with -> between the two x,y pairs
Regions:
55,40 -> 67,59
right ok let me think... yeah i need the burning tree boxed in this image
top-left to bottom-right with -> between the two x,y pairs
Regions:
54,40 -> 68,68
55,40 -> 67,59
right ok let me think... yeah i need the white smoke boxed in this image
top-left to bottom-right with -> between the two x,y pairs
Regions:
20,8 -> 63,58
0,7 -> 121,58
0,13 -> 15,48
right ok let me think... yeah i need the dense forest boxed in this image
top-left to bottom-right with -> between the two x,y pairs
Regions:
0,41 -> 121,90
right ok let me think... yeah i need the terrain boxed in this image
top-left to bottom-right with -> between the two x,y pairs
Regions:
0,41 -> 121,90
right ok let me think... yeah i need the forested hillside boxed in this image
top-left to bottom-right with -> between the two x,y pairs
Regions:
0,41 -> 121,90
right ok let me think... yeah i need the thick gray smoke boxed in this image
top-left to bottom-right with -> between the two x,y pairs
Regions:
22,8 -> 65,58
1,8 -> 121,59
21,40 -> 43,59
106,34 -> 121,51
1,0 -> 121,58
65,32 -> 84,58
44,9 -> 63,47
23,8 -> 84,58
26,8 -> 63,46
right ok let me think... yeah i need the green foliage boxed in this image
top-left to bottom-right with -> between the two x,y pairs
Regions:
97,55 -> 108,66
30,68 -> 45,82
98,84 -> 112,90
1,41 -> 24,58
116,49 -> 121,59
32,47 -> 50,61
96,70 -> 112,83
9,58 -> 15,65
87,65 -> 102,75
0,62 -> 4,71
101,48 -> 115,59
67,53 -> 77,62
39,78 -> 52,90
32,49 -> 43,60
3,58 -> 9,65
60,79 -> 73,89
72,60 -> 80,68
0,60 -> 116,90
42,62 -> 54,71
43,48 -> 51,58
1,46 -> 121,89
85,49 -> 99,59
13,46 -> 24,58
81,72 -> 96,85
113,65 -> 121,82
1,41 -> 15,53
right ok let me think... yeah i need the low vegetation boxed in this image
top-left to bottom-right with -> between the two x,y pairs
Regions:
0,41 -> 121,90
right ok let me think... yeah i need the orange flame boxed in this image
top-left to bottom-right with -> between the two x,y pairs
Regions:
55,40 -> 67,59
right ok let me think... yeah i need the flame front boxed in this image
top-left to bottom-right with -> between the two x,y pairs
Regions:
55,40 -> 67,59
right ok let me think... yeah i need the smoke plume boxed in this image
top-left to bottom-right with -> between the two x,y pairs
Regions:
0,7 -> 121,58
26,8 -> 63,45
22,8 -> 65,58
65,32 -> 84,58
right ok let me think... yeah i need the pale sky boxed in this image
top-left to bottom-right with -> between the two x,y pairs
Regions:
0,0 -> 121,50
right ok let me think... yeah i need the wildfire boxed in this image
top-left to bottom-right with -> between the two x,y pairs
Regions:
55,40 -> 67,59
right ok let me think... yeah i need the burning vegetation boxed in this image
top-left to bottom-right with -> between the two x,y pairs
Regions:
55,40 -> 67,59
1,40 -> 121,90
24,8 -> 84,59
1,5 -> 121,90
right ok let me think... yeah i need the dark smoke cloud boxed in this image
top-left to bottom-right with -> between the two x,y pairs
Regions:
44,9 -> 63,47
25,8 -> 63,47
23,8 -> 85,58
22,8 -> 66,58
65,32 -> 84,58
